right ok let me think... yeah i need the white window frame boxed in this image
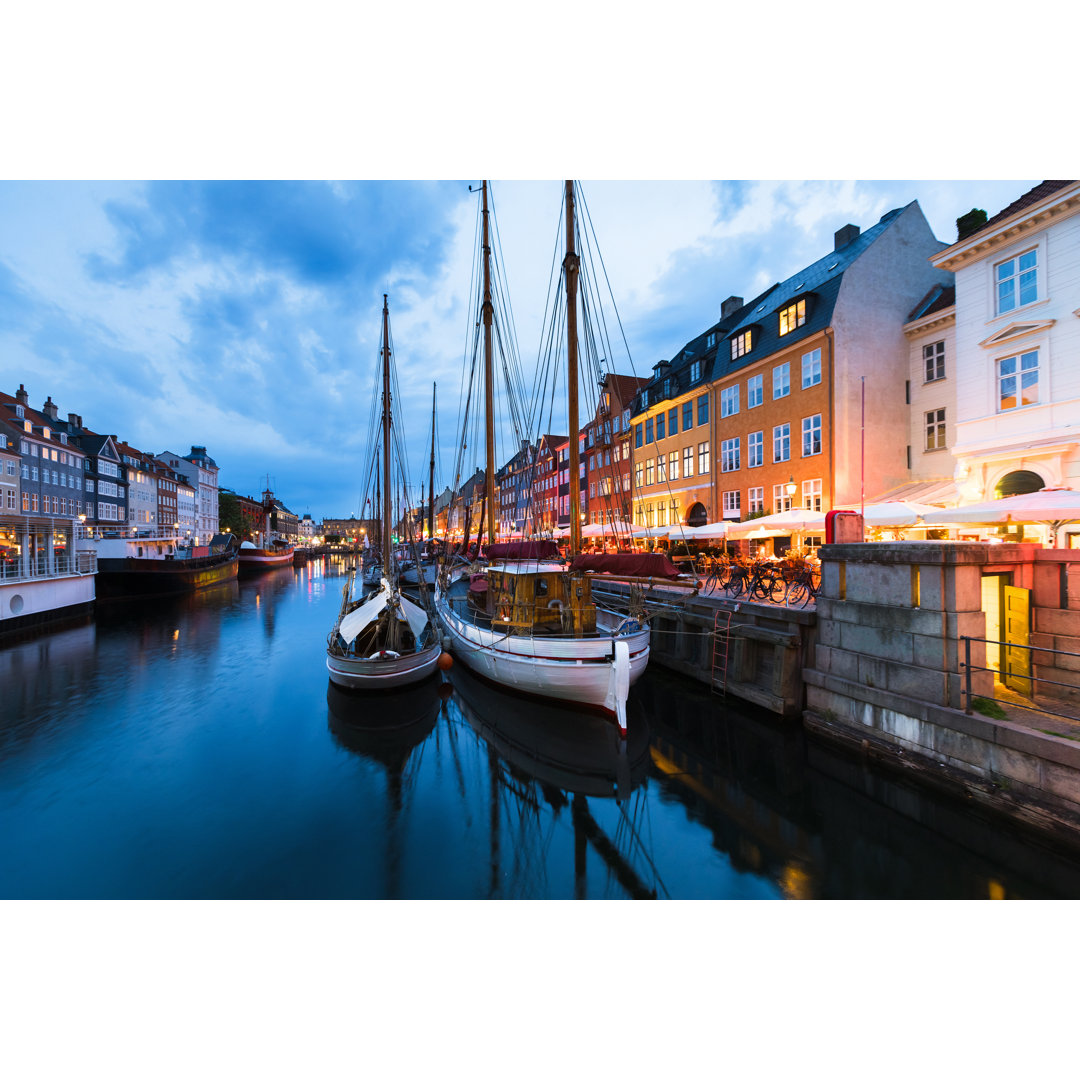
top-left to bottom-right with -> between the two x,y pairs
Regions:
925,408 -> 946,451
801,414 -> 822,457
996,349 -> 1040,412
995,246 -> 1039,315
748,486 -> 764,514
722,490 -> 741,517
747,373 -> 763,409
773,423 -> 790,463
720,437 -> 740,473
747,430 -> 763,468
773,362 -> 790,399
923,340 -> 945,383
802,478 -> 822,511
720,384 -> 739,418
801,348 -> 821,389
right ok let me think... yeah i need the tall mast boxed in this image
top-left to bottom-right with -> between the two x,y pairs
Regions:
381,294 -> 392,571
428,382 -> 436,541
565,180 -> 582,558
482,181 -> 497,550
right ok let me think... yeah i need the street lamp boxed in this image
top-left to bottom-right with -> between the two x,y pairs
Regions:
785,476 -> 798,499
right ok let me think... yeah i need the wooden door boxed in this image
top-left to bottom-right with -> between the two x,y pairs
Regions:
1003,585 -> 1032,695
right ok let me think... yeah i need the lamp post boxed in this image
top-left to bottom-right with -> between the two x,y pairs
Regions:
785,476 -> 798,507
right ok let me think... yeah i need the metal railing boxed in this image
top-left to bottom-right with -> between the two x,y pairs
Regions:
960,635 -> 1080,718
0,551 -> 97,582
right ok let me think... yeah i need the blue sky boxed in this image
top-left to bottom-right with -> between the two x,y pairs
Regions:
0,179 -> 1042,518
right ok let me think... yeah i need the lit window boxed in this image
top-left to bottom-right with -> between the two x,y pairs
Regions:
635,463 -> 643,489
802,478 -> 822,511
802,414 -> 822,456
925,408 -> 946,450
698,441 -> 710,475
669,451 -> 680,481
801,348 -> 821,388
779,299 -> 806,335
774,423 -> 791,463
997,350 -> 1039,411
722,490 -> 741,516
683,446 -> 694,478
748,430 -> 763,468
730,331 -> 752,360
773,363 -> 790,399
924,341 -> 945,382
646,460 -> 655,485
720,385 -> 739,417
747,374 -> 763,408
721,437 -> 740,472
748,487 -> 764,514
657,454 -> 667,483
773,484 -> 792,513
996,249 -> 1038,314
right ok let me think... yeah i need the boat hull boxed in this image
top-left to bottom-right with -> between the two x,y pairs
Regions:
435,589 -> 649,731
238,547 -> 296,573
95,551 -> 239,601
326,641 -> 442,690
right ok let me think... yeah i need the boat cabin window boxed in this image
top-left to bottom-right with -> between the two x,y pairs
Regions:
534,577 -> 549,598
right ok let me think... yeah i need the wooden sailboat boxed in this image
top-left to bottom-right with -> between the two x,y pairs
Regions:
434,181 -> 651,735
326,295 -> 443,690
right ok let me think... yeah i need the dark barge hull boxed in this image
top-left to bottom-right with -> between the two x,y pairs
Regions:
94,552 -> 239,601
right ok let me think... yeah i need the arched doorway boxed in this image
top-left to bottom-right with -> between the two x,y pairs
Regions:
686,502 -> 707,527
995,470 -> 1044,498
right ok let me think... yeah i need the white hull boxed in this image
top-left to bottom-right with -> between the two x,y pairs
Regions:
239,548 -> 295,566
326,640 -> 442,690
435,586 -> 649,733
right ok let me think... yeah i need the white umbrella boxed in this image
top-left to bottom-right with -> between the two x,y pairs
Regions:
860,500 -> 947,528
684,521 -> 728,540
921,487 -> 1080,543
726,508 -> 827,539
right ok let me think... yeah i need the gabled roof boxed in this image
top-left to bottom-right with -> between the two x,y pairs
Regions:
907,283 -> 955,323
960,181 -> 1075,243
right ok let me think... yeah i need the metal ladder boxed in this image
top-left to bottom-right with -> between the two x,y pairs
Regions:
711,607 -> 736,696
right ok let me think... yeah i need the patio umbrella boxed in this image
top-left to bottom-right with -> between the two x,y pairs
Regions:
921,487 -> 1080,544
859,501 -> 946,528
726,508 -> 827,539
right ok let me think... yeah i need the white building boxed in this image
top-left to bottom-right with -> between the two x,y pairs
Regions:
931,181 -> 1080,532
157,446 -> 219,544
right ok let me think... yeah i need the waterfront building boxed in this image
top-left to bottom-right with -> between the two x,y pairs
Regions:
157,446 -> 219,544
116,440 -> 159,535
582,374 -> 645,532
495,441 -> 535,538
176,477 -> 197,540
929,180 -> 1080,539
901,283 -> 959,500
299,514 -> 315,542
530,434 -> 567,534
320,516 -> 376,544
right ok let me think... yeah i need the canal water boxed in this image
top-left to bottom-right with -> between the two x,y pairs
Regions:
3,555 -> 1080,899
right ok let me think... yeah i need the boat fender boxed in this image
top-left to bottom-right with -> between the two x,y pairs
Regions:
547,599 -> 564,612
373,649 -> 401,660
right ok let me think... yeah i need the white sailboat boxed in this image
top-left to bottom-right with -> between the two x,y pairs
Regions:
326,295 -> 443,690
434,181 -> 651,735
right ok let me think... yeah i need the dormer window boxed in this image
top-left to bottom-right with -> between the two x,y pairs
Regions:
24,420 -> 32,433
60,433 -> 67,444
42,426 -> 50,440
663,378 -> 671,398
731,330 -> 752,360
640,389 -> 649,408
706,333 -> 716,348
690,360 -> 702,383
15,404 -> 24,418
779,299 -> 806,336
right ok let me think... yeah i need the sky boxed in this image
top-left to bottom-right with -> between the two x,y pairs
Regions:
0,178 -> 1043,520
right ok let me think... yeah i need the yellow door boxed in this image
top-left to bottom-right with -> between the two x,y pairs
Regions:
1003,585 -> 1032,695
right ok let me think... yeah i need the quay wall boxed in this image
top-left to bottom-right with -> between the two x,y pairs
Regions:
804,542 -> 1080,847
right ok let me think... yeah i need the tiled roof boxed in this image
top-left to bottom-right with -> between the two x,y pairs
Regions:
961,181 -> 1076,243
907,283 -> 956,323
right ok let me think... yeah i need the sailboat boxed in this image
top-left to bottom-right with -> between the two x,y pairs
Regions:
434,181 -> 651,735
402,383 -> 440,588
326,295 -> 443,690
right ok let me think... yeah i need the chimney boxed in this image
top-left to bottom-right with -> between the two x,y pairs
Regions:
721,295 -> 743,320
956,208 -> 988,241
68,412 -> 80,428
42,396 -> 59,421
834,224 -> 860,250
16,384 -> 29,405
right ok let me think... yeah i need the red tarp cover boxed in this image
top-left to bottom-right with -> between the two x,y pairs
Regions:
483,540 -> 562,561
570,553 -> 681,579
468,575 -> 489,594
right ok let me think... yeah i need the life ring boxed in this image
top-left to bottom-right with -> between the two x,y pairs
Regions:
547,598 -> 564,612
371,649 -> 401,660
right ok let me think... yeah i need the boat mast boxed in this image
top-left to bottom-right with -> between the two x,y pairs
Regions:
428,382 -> 436,542
482,181 -> 497,550
565,180 -> 582,558
381,295 -> 392,572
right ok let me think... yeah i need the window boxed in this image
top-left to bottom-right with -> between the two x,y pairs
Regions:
731,330 -> 751,360
773,484 -> 793,513
773,363 -> 790,399
657,503 -> 667,527
645,418 -> 654,444
640,389 -> 649,408
748,487 -> 764,514
682,399 -> 693,431
5,461 -> 13,475
86,479 -> 94,492
635,463 -> 643,489
720,385 -> 739,417
747,373 -> 763,409
722,490 -> 741,516
645,460 -> 655,485
669,451 -> 680,481
924,340 -> 945,382
21,463 -> 28,479
998,350 -> 1039,411
774,423 -> 791,462
31,466 -> 38,481
22,492 -> 29,511
589,482 -> 596,498
656,413 -> 665,440
748,430 -> 763,468
801,348 -> 821,388
706,332 -> 716,348
635,424 -> 643,449
996,249 -> 1038,314
697,394 -> 709,425
698,441 -> 710,475
925,408 -> 946,450
663,379 -> 671,399
683,446 -> 694,478
802,414 -> 822,456
31,494 -> 39,512
690,360 -> 702,383
720,437 -> 740,472
802,478 -> 822,511
779,299 -> 806,335
657,455 -> 667,483
668,407 -> 678,436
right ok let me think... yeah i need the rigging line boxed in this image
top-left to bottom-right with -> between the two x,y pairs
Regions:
578,185 -> 639,381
